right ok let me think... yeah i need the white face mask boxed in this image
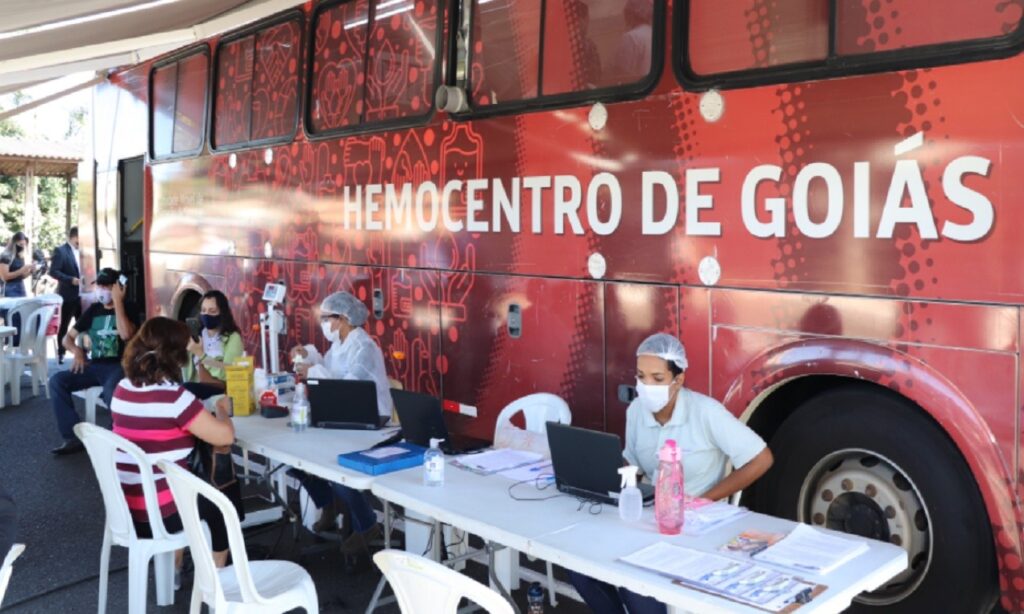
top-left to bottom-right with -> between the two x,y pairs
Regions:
96,289 -> 112,305
635,381 -> 671,413
321,320 -> 340,343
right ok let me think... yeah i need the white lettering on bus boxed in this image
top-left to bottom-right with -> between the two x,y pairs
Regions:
329,151 -> 995,242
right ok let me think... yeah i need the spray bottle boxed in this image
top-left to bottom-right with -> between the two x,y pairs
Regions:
617,465 -> 643,522
423,438 -> 445,487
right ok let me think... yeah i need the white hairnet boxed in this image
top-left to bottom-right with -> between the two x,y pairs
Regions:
636,333 -> 688,371
320,291 -> 369,327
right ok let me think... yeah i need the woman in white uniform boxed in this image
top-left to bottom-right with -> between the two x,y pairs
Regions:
568,333 -> 774,614
289,291 -> 390,571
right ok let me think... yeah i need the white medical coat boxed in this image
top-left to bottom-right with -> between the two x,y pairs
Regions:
303,327 -> 392,418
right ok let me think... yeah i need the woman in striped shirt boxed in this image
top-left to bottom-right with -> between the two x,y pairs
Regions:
111,317 -> 236,569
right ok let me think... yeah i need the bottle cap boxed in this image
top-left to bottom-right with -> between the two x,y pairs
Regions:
429,438 -> 445,449
618,465 -> 639,488
659,439 -> 680,462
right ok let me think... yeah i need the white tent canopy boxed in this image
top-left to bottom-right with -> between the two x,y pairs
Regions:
0,0 -> 304,116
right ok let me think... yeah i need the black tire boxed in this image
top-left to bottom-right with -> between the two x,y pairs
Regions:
751,384 -> 998,613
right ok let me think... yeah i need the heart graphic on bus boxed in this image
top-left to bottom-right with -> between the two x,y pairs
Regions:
316,58 -> 360,126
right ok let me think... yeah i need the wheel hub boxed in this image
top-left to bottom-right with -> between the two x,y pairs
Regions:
798,449 -> 931,606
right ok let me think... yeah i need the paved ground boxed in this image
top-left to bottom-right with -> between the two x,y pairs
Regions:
0,360 -> 587,613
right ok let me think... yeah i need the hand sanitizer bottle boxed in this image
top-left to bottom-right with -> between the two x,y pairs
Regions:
617,465 -> 643,522
423,438 -> 445,487
290,383 -> 309,433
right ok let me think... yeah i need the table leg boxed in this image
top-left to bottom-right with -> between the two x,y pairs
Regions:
487,542 -> 521,614
491,547 -> 519,593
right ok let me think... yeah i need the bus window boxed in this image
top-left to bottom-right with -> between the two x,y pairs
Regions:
214,36 -> 254,148
543,0 -> 656,95
470,0 -> 541,106
212,16 -> 301,149
688,0 -> 828,76
172,52 -> 209,154
836,0 -> 1019,55
310,0 -> 370,133
151,63 -> 177,158
365,0 -> 439,121
251,20 -> 302,140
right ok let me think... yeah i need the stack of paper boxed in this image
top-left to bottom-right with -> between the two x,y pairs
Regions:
753,524 -> 869,575
620,542 -> 818,612
451,448 -> 544,475
684,498 -> 750,536
496,460 -> 554,483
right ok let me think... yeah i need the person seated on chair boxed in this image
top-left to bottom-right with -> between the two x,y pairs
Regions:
567,333 -> 774,614
49,268 -> 137,456
110,317 -> 236,574
183,290 -> 244,400
288,291 -> 391,572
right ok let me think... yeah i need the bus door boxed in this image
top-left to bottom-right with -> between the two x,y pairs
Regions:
117,156 -> 146,324
604,283 -> 680,439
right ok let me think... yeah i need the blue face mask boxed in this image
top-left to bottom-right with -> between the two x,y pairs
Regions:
200,314 -> 221,330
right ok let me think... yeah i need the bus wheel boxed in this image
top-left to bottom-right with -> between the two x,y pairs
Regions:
755,384 -> 998,613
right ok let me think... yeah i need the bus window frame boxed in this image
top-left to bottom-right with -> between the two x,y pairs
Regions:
673,0 -> 1024,91
149,44 -> 211,162
303,0 -> 446,141
452,0 -> 666,121
209,10 -> 306,153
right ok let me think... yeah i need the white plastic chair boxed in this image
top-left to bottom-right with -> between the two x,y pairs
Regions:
374,550 -> 513,614
0,543 -> 25,608
494,393 -> 572,434
4,302 -> 54,405
76,386 -> 108,424
493,393 -> 571,605
74,423 -> 187,614
158,460 -> 319,614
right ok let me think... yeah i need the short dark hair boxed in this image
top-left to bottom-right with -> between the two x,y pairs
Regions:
201,289 -> 239,335
95,267 -> 122,286
68,226 -> 78,239
122,317 -> 190,386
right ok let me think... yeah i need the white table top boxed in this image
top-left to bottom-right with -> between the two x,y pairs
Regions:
232,415 -> 400,490
371,465 -> 908,614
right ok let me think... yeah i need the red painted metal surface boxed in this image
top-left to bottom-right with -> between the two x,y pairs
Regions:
85,0 -> 1024,609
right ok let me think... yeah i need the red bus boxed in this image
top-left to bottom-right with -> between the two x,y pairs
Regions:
80,0 -> 1024,611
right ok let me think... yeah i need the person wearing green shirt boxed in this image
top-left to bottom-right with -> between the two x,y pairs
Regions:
184,290 -> 244,400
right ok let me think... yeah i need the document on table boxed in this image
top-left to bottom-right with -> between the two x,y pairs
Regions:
684,498 -> 750,536
753,524 -> 869,575
621,542 -> 820,612
362,446 -> 409,460
496,460 -> 554,483
452,448 -> 544,475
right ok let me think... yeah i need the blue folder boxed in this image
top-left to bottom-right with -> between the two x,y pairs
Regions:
337,442 -> 426,475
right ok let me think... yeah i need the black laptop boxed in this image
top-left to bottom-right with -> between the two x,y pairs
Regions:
307,379 -> 388,430
391,389 -> 490,454
546,422 -> 655,505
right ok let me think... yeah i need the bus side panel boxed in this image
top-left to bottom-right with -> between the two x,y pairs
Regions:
680,286 -> 711,397
604,282 -> 678,439
440,274 -> 605,439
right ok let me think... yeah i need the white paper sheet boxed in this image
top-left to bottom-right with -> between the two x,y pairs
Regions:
362,446 -> 411,460
754,524 -> 869,575
497,460 -> 554,483
453,448 -> 544,474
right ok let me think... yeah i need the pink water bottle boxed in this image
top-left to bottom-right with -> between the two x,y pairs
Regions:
655,439 -> 684,535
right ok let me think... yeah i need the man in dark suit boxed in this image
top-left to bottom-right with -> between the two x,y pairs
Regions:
48,226 -> 81,365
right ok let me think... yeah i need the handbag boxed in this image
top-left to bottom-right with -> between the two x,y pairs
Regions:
188,440 -> 238,490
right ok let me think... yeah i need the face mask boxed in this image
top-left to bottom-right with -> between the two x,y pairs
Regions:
321,320 -> 340,343
96,289 -> 112,305
200,314 -> 221,330
636,381 -> 671,413
15,245 -> 24,254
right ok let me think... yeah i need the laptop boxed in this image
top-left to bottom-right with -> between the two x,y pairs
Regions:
546,422 -> 655,505
307,379 -> 389,430
391,389 -> 490,454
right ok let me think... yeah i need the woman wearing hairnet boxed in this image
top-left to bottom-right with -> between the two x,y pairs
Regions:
289,291 -> 390,571
568,333 -> 774,614
291,290 -> 392,420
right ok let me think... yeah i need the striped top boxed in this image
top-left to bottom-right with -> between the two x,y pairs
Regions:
110,379 -> 205,522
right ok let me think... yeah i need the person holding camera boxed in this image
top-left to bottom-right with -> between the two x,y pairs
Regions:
48,268 -> 138,456
183,290 -> 244,400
